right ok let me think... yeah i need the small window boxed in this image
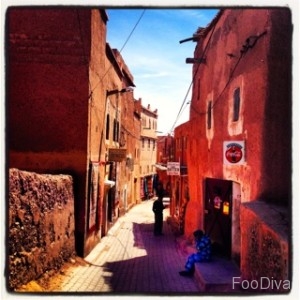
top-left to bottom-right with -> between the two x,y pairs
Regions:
207,101 -> 212,129
106,114 -> 110,140
113,119 -> 119,142
233,88 -> 240,122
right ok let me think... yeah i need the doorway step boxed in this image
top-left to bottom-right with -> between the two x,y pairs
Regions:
176,236 -> 241,293
194,256 -> 240,293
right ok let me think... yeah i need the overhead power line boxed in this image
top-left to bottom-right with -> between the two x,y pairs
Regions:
190,30 -> 267,117
89,9 -> 146,97
119,9 -> 146,54
169,20 -> 217,134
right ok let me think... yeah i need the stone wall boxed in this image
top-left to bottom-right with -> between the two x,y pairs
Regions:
8,168 -> 75,290
240,201 -> 290,292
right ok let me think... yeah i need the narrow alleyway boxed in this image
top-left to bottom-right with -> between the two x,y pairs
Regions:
36,200 -> 201,294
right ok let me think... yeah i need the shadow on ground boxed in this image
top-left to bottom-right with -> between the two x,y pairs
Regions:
101,220 -> 194,294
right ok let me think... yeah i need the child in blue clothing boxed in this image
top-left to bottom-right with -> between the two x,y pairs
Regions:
179,229 -> 211,277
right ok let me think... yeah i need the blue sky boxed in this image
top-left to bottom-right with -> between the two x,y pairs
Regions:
106,8 -> 219,134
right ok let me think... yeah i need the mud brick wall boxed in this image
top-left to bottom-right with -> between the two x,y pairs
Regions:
8,168 -> 75,290
240,201 -> 290,291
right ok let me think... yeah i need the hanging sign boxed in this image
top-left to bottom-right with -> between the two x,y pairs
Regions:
223,141 -> 245,165
108,148 -> 127,162
167,162 -> 180,176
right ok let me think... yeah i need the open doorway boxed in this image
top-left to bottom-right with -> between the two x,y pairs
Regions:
204,178 -> 241,265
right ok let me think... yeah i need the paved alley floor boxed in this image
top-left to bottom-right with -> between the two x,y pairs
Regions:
46,200 -> 201,294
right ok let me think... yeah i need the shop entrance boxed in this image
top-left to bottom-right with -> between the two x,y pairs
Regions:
204,178 -> 234,259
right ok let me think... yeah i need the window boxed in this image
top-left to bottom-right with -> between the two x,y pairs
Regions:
113,119 -> 119,142
117,121 -> 119,141
148,139 -> 151,149
207,101 -> 212,129
233,88 -> 240,122
135,148 -> 140,159
106,114 -> 110,140
142,138 -> 145,148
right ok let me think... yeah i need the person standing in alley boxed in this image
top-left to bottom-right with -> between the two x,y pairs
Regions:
152,182 -> 166,236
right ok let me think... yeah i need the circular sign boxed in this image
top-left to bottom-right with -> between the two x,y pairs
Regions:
225,145 -> 243,163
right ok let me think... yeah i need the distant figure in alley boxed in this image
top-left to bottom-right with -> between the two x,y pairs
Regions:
179,230 -> 212,277
152,182 -> 166,236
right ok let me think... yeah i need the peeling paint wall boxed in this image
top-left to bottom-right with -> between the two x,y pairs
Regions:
8,169 -> 75,290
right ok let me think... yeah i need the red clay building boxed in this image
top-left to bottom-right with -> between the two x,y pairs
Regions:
109,48 -> 140,214
173,8 -> 292,287
7,7 -> 108,257
156,134 -> 174,195
7,8 -> 138,257
169,125 -> 189,234
140,104 -> 158,199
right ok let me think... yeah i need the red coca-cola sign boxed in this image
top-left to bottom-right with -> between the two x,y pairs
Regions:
224,141 -> 245,164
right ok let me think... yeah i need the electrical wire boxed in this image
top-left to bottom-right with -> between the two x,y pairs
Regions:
190,30 -> 267,117
169,9 -> 268,132
119,9 -> 146,54
89,9 -> 146,97
189,53 -> 243,118
87,9 -> 146,152
169,19 -> 218,134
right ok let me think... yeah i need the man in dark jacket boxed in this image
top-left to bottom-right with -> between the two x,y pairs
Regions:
152,183 -> 165,236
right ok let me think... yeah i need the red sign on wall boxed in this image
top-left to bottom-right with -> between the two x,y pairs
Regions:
223,141 -> 245,165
